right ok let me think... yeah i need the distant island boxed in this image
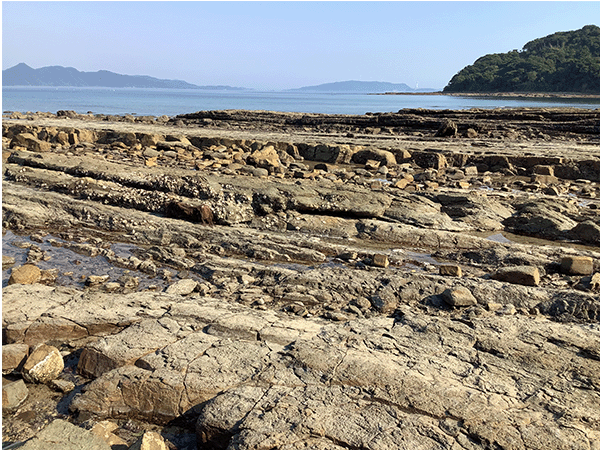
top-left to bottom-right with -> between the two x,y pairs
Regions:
444,25 -> 600,94
293,80 -> 438,93
2,63 -> 248,90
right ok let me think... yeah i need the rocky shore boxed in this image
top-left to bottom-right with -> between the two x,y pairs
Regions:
2,107 -> 600,449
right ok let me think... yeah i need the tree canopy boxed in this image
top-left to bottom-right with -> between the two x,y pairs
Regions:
443,25 -> 600,93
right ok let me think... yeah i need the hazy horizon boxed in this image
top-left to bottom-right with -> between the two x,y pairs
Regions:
3,2 -> 599,91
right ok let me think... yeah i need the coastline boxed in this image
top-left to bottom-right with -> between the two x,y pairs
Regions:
378,91 -> 600,100
3,108 -> 600,450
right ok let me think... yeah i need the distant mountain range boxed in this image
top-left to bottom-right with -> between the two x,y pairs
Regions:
2,63 -> 439,93
2,63 -> 247,90
293,80 -> 438,93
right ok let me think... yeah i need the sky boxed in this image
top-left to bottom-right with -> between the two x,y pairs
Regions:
2,1 -> 599,90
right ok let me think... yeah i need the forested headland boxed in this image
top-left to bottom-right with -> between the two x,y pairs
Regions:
444,25 -> 600,93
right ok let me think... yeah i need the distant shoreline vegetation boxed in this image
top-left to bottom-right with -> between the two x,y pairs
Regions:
443,25 -> 600,94
378,91 -> 600,99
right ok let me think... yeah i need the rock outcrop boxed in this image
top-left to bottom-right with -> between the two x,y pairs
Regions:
2,108 -> 600,449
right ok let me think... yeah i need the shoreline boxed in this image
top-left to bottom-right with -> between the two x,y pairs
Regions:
3,108 -> 600,450
378,91 -> 600,100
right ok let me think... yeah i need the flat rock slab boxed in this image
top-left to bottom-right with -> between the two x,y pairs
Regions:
16,419 -> 111,450
64,292 -> 600,450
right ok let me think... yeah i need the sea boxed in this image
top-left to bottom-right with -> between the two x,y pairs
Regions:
3,86 -> 600,117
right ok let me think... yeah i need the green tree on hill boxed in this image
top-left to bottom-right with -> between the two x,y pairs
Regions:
444,25 -> 600,93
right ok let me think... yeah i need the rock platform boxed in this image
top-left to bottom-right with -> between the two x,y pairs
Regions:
2,108 -> 600,449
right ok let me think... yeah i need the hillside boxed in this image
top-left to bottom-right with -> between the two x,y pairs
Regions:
294,80 -> 433,93
2,63 -> 246,90
444,25 -> 600,93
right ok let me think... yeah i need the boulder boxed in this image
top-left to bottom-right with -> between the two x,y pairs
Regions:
411,151 -> 448,170
165,278 -> 198,295
10,133 -> 52,152
129,431 -> 169,450
2,343 -> 30,373
503,203 -> 577,240
491,266 -> 540,286
371,254 -> 389,268
561,256 -> 594,276
8,264 -> 41,285
439,265 -> 462,277
351,148 -> 397,167
90,421 -> 129,448
2,379 -> 28,412
442,287 -> 477,307
22,344 -> 64,384
247,146 -> 282,172
435,119 -> 458,137
569,220 -> 600,245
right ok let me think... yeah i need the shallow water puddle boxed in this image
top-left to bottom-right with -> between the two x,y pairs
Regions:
2,230 -> 172,290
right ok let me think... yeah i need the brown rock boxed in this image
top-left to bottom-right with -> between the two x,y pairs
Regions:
2,343 -> 30,373
560,256 -> 594,276
22,344 -> 64,384
10,133 -> 52,152
393,177 -> 413,189
8,264 -> 41,285
533,165 -> 555,176
372,254 -> 389,268
247,145 -> 282,172
50,379 -> 76,393
439,265 -> 462,277
129,431 -> 169,450
591,273 -> 600,291
435,119 -> 458,137
56,131 -> 70,145
2,254 -> 16,270
2,379 -> 28,412
91,420 -> 129,448
492,266 -> 540,286
441,287 -> 477,307
570,220 -> 600,245
466,128 -> 478,138
365,159 -> 381,171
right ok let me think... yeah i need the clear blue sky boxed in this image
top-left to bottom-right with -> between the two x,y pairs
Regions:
2,2 -> 599,90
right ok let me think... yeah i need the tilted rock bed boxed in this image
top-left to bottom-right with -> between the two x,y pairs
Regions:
2,110 -> 600,449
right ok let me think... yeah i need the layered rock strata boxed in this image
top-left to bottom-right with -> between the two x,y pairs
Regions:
2,108 -> 600,449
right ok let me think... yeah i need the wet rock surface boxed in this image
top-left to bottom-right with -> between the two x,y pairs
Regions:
2,109 -> 600,449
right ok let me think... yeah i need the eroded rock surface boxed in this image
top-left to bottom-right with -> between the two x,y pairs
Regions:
3,109 -> 600,449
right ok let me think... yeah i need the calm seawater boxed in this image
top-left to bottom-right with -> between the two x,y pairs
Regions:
3,86 -> 600,116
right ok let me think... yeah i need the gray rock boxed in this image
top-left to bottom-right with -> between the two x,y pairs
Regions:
165,278 -> 198,295
503,202 -> 577,240
17,419 -> 111,450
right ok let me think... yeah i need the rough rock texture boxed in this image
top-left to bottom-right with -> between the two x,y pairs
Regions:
16,419 -> 111,450
3,109 -> 600,449
21,344 -> 64,384
2,379 -> 29,412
